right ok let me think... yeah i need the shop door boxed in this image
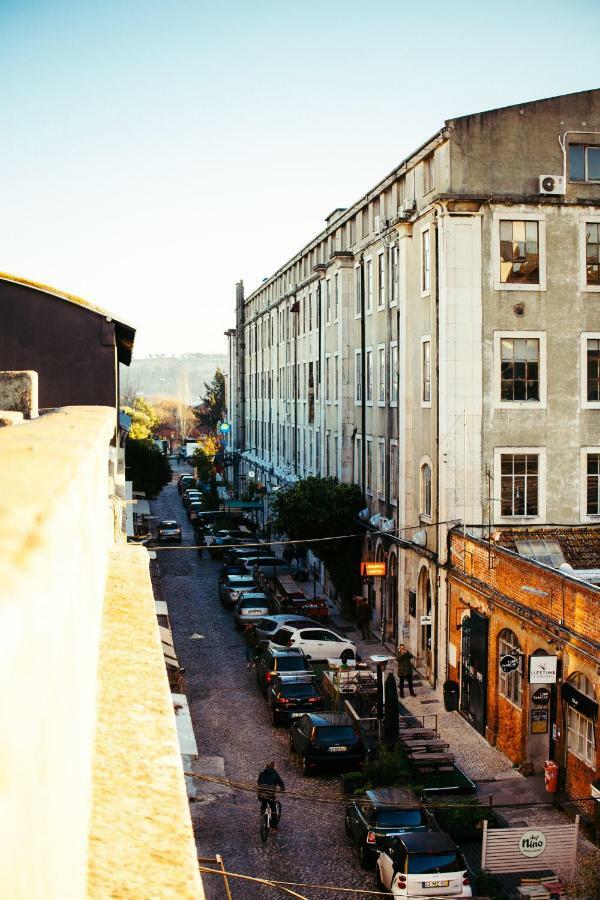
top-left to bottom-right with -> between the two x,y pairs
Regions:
460,611 -> 488,735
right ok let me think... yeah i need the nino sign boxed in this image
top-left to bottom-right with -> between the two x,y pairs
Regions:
519,830 -> 547,858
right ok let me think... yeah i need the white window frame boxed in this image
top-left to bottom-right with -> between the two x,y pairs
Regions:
580,332 -> 600,410
420,226 -> 431,298
580,447 -> 600,521
354,435 -> 362,485
334,352 -> 339,404
354,264 -> 362,318
377,438 -> 385,498
365,347 -> 373,406
498,629 -> 523,709
390,243 -> 399,307
354,349 -> 363,405
494,446 -> 546,524
390,439 -> 399,505
494,331 -> 547,409
493,211 -> 547,292
366,437 -> 373,495
377,343 -> 386,407
365,257 -> 373,314
326,278 -> 331,324
377,250 -> 386,310
579,215 -> 600,293
419,456 -> 433,521
567,706 -> 595,767
390,341 -> 398,407
325,353 -> 331,404
334,272 -> 340,321
421,336 -> 432,408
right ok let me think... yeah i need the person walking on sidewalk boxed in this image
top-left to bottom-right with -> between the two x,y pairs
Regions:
356,597 -> 370,640
243,622 -> 258,668
396,644 -> 416,698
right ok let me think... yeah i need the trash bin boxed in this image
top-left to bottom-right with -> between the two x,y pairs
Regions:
544,759 -> 559,794
443,679 -> 460,712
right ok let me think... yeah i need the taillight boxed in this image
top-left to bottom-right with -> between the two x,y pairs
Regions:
366,831 -> 376,844
286,640 -> 293,647
278,698 -> 290,704
397,874 -> 407,886
307,696 -> 319,703
266,671 -> 273,682
463,873 -> 470,885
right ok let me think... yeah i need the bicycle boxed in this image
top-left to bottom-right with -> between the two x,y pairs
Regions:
259,795 -> 282,843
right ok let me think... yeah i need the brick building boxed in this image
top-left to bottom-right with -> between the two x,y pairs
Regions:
447,527 -> 599,802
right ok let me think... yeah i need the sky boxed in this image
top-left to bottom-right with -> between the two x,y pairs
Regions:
0,0 -> 598,358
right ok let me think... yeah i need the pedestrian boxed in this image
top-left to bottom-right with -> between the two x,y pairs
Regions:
396,643 -> 416,699
243,622 -> 258,668
356,597 -> 370,640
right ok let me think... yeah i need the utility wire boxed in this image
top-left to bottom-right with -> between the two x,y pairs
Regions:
198,864 -> 390,898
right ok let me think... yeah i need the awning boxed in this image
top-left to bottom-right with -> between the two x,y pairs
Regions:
561,682 -> 599,719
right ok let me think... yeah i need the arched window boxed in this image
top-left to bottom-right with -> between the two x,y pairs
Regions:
420,463 -> 432,517
498,628 -> 522,707
566,672 -> 595,766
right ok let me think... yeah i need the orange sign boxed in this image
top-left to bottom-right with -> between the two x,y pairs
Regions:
361,561 -> 387,577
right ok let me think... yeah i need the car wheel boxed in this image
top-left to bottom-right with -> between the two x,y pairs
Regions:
270,708 -> 279,727
340,649 -> 355,664
358,844 -> 373,870
301,754 -> 311,776
344,813 -> 352,837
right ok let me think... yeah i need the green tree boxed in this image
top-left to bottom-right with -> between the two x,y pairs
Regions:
121,397 -> 160,441
198,368 -> 226,429
269,476 -> 365,611
125,439 -> 172,499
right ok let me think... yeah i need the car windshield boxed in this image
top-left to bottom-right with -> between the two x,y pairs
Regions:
277,658 -> 308,672
271,629 -> 293,645
281,684 -> 317,699
240,598 -> 268,608
376,809 -> 425,828
161,522 -> 178,528
257,618 -> 277,630
406,852 -> 461,875
227,579 -> 254,588
316,726 -> 356,743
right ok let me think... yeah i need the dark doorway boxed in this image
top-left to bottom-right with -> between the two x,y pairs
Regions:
460,611 -> 489,735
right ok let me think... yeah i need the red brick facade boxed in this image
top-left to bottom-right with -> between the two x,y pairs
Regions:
447,531 -> 599,802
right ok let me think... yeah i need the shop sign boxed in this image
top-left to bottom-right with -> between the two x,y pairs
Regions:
561,682 -> 599,720
529,655 -> 557,684
420,615 -> 432,626
360,561 -> 386,577
519,830 -> 547,858
531,687 -> 550,705
531,708 -> 549,734
500,654 -> 519,673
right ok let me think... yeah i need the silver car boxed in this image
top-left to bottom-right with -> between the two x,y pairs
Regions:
233,592 -> 270,630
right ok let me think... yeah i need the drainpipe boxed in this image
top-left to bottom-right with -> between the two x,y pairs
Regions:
360,254 -> 366,496
433,210 -> 440,692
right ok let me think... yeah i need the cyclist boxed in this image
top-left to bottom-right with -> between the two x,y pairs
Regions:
257,761 -> 285,829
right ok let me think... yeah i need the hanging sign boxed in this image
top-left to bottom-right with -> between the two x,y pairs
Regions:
360,562 -> 387,577
529,655 -> 557,684
500,654 -> 519,673
531,687 -> 550,705
420,615 -> 432,626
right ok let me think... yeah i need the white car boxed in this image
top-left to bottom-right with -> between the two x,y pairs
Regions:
272,624 -> 356,663
376,832 -> 472,898
233,592 -> 271,630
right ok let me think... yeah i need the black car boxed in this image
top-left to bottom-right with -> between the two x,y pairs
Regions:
289,712 -> 365,775
344,788 -> 434,869
177,474 -> 195,494
187,502 -> 207,522
157,520 -> 182,542
220,574 -> 257,607
267,673 -> 324,726
255,647 -> 312,694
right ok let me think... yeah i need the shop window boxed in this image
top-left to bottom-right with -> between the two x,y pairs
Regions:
498,628 -> 522,707
566,673 -> 595,767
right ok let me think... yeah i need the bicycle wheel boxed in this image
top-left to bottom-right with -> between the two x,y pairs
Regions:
260,811 -> 269,843
275,801 -> 282,824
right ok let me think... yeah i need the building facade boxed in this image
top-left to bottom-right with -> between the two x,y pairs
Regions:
227,88 -> 600,690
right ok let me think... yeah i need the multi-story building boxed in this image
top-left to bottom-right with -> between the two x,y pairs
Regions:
227,88 -> 600,691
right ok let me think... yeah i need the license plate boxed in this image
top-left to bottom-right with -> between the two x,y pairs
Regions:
246,610 -> 262,616
291,712 -> 304,717
328,746 -> 347,752
423,880 -> 449,888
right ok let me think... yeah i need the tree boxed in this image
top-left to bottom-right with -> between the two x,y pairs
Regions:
269,477 -> 365,611
198,368 -> 225,429
125,439 -> 172,499
121,397 -> 160,440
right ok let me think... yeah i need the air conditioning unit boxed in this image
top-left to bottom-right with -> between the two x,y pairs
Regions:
538,174 -> 565,196
403,198 -> 416,214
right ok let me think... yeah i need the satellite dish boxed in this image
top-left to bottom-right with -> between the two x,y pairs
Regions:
358,508 -> 370,521
412,529 -> 427,547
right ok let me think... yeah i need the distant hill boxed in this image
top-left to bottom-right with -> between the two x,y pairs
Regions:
121,353 -> 227,404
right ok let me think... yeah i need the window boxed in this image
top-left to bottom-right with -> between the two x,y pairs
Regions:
586,452 -> 600,515
498,629 -> 522,707
569,143 -> 600,182
315,430 -> 320,470
354,435 -> 362,485
377,252 -> 385,308
378,345 -> 386,405
334,434 -> 339,478
366,439 -> 373,494
421,228 -> 430,294
377,439 -> 385,497
500,337 -> 540,401
421,338 -> 431,405
325,432 -> 330,476
420,462 -> 432,518
366,259 -> 373,313
499,220 -> 539,285
325,355 -> 331,403
391,244 -> 399,305
586,337 -> 600,402
355,350 -> 363,403
365,349 -> 373,403
585,222 -> 600,285
390,442 -> 399,503
326,279 -> 331,324
390,343 -> 398,405
355,266 -> 362,316
566,673 -> 596,767
308,293 -> 312,330
500,453 -> 539,517
334,273 -> 340,320
334,353 -> 339,403
423,155 -> 434,193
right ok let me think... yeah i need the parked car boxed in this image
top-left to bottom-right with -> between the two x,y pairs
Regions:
182,490 -> 203,509
255,646 -> 312,694
267,673 -> 324,726
242,556 -> 290,573
177,474 -> 195,494
219,563 -> 247,580
232,592 -> 271,630
220,575 -> 257,608
187,502 -> 207,522
289,711 -> 365,775
375,831 -> 472,898
254,614 -> 318,645
345,788 -> 435,870
269,624 -> 357,662
157,520 -> 182,542
254,562 -> 294,580
224,544 -> 271,564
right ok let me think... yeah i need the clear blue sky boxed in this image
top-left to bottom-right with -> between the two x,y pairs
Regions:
0,0 -> 598,357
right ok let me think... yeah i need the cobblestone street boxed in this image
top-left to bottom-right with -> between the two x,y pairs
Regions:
151,477 -> 375,900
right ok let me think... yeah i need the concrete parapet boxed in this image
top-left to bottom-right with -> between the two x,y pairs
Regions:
0,369 -> 38,418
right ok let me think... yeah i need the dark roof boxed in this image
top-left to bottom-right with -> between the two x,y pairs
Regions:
493,526 -> 600,569
305,712 -> 352,726
0,271 -> 136,366
396,832 -> 457,853
366,788 -> 420,807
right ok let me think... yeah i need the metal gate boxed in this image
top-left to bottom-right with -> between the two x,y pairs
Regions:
460,610 -> 488,735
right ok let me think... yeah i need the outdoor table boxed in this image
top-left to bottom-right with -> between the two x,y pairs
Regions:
410,752 -> 455,772
402,739 -> 450,752
397,728 -> 437,740
516,887 -> 550,900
